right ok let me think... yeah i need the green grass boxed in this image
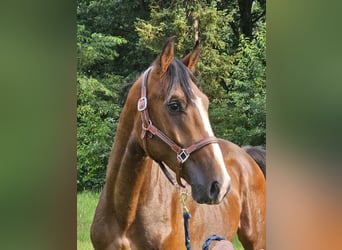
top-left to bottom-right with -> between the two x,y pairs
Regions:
77,191 -> 100,250
232,235 -> 244,250
77,192 -> 244,249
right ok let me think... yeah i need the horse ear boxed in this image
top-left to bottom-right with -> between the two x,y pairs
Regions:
181,40 -> 201,73
156,36 -> 176,74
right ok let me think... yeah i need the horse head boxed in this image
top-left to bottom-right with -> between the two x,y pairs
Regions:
136,37 -> 230,204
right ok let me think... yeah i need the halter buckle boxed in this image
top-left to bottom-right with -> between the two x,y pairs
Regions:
137,97 -> 147,111
177,149 -> 190,164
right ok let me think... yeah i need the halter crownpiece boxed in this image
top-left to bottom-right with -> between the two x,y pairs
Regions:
138,67 -> 219,188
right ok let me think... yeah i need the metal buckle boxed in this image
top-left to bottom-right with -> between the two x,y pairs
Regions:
177,149 -> 190,163
137,97 -> 147,111
178,186 -> 189,213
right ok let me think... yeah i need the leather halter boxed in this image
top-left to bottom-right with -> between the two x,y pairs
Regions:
137,67 -> 219,188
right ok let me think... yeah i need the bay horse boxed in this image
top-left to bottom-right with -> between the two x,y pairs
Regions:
90,37 -> 266,250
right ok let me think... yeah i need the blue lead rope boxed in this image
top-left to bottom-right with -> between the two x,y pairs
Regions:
180,187 -> 225,250
183,210 -> 192,250
183,210 -> 226,250
202,234 -> 226,250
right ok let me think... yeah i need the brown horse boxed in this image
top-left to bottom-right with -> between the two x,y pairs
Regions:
90,37 -> 266,250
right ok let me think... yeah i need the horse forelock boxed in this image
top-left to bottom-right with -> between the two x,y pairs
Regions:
121,58 -> 197,106
162,58 -> 196,103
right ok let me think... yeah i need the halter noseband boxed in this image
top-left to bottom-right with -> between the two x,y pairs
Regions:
137,67 -> 219,188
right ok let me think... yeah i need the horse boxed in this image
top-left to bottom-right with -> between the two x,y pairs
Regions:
242,146 -> 266,178
90,37 -> 266,250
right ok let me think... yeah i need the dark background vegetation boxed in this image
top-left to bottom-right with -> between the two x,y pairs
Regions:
77,0 -> 266,191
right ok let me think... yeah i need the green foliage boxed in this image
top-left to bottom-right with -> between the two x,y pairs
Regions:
210,24 -> 266,145
77,75 -> 121,191
77,24 -> 127,76
77,0 -> 150,76
77,7 -> 129,190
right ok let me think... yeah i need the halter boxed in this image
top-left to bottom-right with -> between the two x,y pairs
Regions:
137,67 -> 219,188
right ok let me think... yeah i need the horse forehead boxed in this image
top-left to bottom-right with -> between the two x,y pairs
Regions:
192,94 -> 213,136
192,88 -> 209,109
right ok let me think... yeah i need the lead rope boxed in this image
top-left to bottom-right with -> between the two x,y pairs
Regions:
178,187 -> 227,250
202,235 -> 226,250
178,186 -> 192,250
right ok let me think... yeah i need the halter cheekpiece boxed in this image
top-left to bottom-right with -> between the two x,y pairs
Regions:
138,67 -> 219,188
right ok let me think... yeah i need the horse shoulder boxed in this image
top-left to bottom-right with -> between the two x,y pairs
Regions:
91,188 -> 129,249
218,140 -> 266,250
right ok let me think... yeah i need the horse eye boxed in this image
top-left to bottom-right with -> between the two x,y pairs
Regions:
168,100 -> 182,113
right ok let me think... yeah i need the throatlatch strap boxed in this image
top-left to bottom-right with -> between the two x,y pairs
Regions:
158,162 -> 176,185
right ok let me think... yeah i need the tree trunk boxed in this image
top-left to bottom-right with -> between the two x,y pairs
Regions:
193,13 -> 199,42
187,0 -> 199,43
238,0 -> 253,38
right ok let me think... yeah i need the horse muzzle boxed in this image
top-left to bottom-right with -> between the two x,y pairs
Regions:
191,178 -> 231,204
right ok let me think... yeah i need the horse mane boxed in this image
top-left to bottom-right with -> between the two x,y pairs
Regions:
163,58 -> 196,103
119,78 -> 136,106
120,58 -> 197,106
242,145 -> 266,178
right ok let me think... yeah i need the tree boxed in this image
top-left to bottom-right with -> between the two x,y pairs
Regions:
218,0 -> 266,44
77,0 -> 150,76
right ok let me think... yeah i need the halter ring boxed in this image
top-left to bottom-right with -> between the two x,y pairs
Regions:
177,149 -> 190,164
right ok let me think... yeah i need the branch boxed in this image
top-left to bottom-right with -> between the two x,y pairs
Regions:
252,9 -> 266,25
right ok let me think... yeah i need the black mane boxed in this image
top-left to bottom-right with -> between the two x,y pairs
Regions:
242,145 -> 266,178
121,58 -> 197,106
162,58 -> 196,103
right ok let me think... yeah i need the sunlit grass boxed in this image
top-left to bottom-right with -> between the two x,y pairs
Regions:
77,191 -> 99,250
232,234 -> 244,250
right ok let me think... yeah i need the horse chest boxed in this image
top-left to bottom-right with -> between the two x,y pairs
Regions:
126,202 -> 179,249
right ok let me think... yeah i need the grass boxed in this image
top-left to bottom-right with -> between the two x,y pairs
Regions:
232,235 -> 244,250
77,192 -> 244,249
77,191 -> 100,250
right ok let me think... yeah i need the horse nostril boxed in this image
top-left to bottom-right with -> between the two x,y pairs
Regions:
209,181 -> 220,200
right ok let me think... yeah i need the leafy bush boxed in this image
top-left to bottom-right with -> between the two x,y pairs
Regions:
77,22 -> 126,191
210,25 -> 266,146
77,75 -> 120,190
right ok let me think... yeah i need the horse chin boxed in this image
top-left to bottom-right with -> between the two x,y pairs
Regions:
191,192 -> 221,205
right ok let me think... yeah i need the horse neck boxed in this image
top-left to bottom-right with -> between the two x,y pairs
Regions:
104,79 -> 150,229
